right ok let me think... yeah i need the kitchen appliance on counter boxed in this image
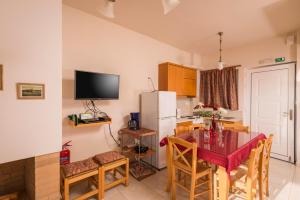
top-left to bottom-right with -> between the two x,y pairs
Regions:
176,108 -> 181,119
141,91 -> 176,169
128,112 -> 140,130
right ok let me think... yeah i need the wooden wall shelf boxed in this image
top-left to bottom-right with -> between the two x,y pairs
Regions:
68,119 -> 112,128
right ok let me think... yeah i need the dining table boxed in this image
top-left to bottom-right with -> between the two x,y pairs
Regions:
160,129 -> 266,200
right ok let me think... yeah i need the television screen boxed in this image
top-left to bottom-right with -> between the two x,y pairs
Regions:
75,70 -> 119,100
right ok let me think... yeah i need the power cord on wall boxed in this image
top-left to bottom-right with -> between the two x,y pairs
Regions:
83,100 -> 120,146
108,123 -> 120,146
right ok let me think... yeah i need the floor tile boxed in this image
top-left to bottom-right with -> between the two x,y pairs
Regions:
69,158 -> 299,200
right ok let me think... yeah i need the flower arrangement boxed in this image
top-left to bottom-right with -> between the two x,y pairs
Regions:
193,102 -> 228,119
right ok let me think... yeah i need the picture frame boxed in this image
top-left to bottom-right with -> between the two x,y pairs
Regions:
16,83 -> 45,99
0,65 -> 3,90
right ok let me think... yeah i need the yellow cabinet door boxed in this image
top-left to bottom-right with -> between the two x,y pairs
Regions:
183,68 -> 197,80
183,78 -> 196,97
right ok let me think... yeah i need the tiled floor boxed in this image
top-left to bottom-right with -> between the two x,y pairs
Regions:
71,158 -> 300,200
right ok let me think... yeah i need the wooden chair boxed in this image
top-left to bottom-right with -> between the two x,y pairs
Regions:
223,123 -> 250,133
61,158 -> 99,200
93,151 -> 129,200
229,141 -> 264,200
168,137 -> 213,200
174,125 -> 194,136
259,134 -> 273,200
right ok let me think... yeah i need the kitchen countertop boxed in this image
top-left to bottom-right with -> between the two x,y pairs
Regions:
176,116 -> 242,124
176,117 -> 194,123
176,116 -> 203,124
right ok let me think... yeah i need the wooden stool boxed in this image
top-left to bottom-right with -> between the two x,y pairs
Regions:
61,158 -> 99,200
94,151 -> 129,200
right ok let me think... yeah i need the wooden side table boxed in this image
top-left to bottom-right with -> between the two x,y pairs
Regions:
118,128 -> 157,181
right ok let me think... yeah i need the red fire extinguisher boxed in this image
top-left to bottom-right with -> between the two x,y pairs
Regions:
60,141 -> 72,165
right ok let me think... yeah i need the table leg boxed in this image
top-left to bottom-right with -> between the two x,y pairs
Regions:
215,166 -> 229,200
166,144 -> 171,192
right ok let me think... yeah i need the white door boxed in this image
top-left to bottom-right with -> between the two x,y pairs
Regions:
250,63 -> 295,162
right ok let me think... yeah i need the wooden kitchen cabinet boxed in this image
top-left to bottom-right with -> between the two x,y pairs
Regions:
183,78 -> 196,96
184,68 -> 197,80
158,62 -> 197,97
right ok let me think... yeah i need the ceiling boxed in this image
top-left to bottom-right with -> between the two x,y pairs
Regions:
63,0 -> 300,55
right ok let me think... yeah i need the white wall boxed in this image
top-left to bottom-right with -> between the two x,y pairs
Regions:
62,5 -> 198,162
202,35 -> 297,112
0,0 -> 62,164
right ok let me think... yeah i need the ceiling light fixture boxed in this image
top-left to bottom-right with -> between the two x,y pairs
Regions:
217,32 -> 224,70
162,0 -> 180,15
100,0 -> 116,19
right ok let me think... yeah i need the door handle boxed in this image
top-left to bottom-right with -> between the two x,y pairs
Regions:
289,109 -> 293,121
284,110 -> 293,120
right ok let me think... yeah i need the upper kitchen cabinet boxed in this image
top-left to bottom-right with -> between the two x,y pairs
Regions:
158,62 -> 197,97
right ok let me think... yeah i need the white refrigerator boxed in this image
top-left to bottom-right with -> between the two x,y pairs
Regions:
141,91 -> 176,169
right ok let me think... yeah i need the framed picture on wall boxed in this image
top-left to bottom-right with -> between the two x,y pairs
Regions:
0,65 -> 3,90
16,83 -> 45,99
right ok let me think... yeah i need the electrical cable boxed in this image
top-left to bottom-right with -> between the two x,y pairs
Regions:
83,100 -> 120,146
109,123 -> 120,146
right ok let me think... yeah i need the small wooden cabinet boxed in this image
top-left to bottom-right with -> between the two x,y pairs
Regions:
159,62 -> 197,97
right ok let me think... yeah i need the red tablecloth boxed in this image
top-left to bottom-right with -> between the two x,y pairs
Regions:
160,130 -> 266,174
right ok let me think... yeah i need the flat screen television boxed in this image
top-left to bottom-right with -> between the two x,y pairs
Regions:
75,70 -> 120,100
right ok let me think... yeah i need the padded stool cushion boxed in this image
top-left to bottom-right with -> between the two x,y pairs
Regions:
62,158 -> 99,177
94,151 -> 125,165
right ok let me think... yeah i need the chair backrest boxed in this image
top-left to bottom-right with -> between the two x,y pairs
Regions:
261,134 -> 273,177
247,141 -> 264,181
168,137 -> 197,173
174,125 -> 193,136
223,123 -> 249,133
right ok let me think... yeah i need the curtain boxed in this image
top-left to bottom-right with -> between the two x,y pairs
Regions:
200,66 -> 239,110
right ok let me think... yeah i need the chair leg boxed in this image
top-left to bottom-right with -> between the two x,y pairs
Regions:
166,145 -> 172,192
177,170 -> 182,184
253,181 -> 257,200
125,158 -> 129,186
246,179 -> 253,200
171,167 -> 176,200
259,176 -> 264,200
190,172 -> 196,200
266,176 -> 269,197
64,179 -> 69,200
208,171 -> 213,200
113,169 -> 117,178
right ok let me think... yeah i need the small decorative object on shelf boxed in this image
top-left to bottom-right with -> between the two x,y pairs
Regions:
119,128 -> 157,181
